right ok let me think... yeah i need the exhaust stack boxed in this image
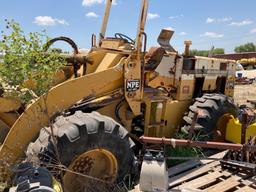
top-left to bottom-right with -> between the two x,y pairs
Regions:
184,40 -> 192,57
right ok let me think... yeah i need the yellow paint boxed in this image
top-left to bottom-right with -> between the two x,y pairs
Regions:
0,97 -> 21,113
144,99 -> 166,137
163,100 -> 191,137
177,77 -> 195,101
0,65 -> 124,179
148,75 -> 175,92
85,50 -> 106,73
0,112 -> 19,127
124,55 -> 142,116
97,100 -> 134,132
0,119 -> 9,143
101,39 -> 124,49
64,148 -> 117,192
52,177 -> 63,192
226,116 -> 256,143
143,98 -> 191,138
225,76 -> 235,97
95,53 -> 124,72
202,75 -> 217,91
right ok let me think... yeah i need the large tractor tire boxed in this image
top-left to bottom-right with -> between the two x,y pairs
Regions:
181,94 -> 238,141
26,111 -> 136,192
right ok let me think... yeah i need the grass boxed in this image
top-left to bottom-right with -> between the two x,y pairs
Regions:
165,145 -> 201,167
165,132 -> 204,167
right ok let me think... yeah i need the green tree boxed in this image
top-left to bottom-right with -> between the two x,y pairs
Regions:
51,48 -> 63,53
0,19 -> 66,103
0,54 -> 3,63
234,43 -> 256,53
190,49 -> 209,56
189,48 -> 224,56
213,48 -> 224,55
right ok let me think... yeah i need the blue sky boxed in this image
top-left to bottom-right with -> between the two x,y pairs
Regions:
1,0 -> 256,53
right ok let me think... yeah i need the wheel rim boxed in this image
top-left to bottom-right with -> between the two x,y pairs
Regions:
63,148 -> 118,191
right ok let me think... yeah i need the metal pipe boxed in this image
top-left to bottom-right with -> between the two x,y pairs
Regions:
135,0 -> 149,53
99,0 -> 112,45
140,32 -> 147,100
140,136 -> 256,152
184,41 -> 192,57
91,34 -> 96,48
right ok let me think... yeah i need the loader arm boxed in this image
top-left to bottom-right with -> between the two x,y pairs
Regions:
0,64 -> 124,180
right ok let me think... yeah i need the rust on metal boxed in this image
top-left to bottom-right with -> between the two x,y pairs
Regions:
240,107 -> 255,144
140,136 -> 256,152
212,52 -> 256,61
241,113 -> 248,144
72,155 -> 94,175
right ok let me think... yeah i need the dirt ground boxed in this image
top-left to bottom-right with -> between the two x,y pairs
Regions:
234,82 -> 256,107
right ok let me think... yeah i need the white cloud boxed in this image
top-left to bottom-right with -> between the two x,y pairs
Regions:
55,19 -> 69,25
200,32 -> 224,38
82,0 -> 117,6
206,17 -> 232,24
169,14 -> 183,20
229,19 -> 253,26
82,0 -> 103,6
86,12 -> 99,18
206,18 -> 215,23
222,17 -> 233,22
164,27 -> 174,31
179,32 -> 187,36
250,28 -> 256,34
34,16 -> 55,26
147,13 -> 160,20
33,16 -> 68,26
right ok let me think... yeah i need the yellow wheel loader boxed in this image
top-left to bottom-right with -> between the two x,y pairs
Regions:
1,0 -> 256,191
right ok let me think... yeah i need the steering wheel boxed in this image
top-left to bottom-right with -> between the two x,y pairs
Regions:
114,33 -> 135,45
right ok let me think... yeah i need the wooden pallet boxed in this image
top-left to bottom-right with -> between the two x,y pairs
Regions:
168,151 -> 256,192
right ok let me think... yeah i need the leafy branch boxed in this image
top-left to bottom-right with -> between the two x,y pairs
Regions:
0,19 -> 66,103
